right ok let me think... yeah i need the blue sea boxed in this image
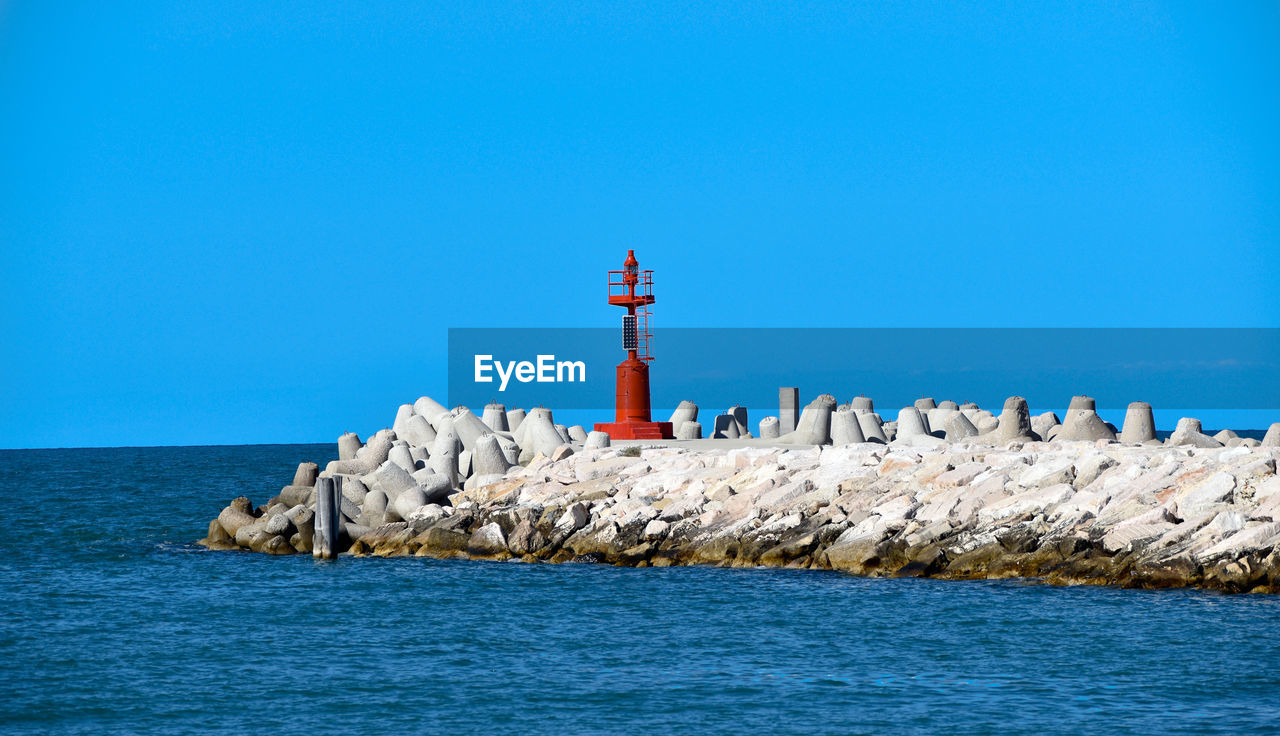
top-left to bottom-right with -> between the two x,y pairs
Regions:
3,444 -> 1279,735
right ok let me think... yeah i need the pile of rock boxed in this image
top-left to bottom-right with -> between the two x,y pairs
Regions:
200,397 -> 601,555
200,394 -> 1280,592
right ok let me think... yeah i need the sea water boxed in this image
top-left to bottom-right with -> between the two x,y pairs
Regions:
2,444 -> 1279,735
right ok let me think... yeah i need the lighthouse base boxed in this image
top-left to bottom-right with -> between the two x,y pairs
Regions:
593,420 -> 674,441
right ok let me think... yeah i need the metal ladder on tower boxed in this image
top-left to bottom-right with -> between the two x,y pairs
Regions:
635,302 -> 653,362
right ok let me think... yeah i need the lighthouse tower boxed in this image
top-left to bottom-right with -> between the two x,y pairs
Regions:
593,250 -> 674,440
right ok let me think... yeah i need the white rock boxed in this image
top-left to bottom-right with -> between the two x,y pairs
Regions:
469,522 -> 508,554
1198,521 -> 1280,560
406,504 -> 447,524
1102,521 -> 1174,553
1175,472 -> 1235,518
643,519 -> 670,540
555,502 -> 589,533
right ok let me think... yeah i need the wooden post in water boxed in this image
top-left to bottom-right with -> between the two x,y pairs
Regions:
314,476 -> 340,559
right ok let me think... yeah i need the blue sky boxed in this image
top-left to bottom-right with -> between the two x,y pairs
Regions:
2,1 -> 1278,448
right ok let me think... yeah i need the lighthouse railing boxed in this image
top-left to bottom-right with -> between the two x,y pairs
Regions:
607,269 -> 655,300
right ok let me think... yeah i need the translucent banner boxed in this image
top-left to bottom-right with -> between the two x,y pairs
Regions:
448,328 -> 1280,414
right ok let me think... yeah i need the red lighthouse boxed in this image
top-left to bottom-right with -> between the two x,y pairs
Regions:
593,250 -> 674,440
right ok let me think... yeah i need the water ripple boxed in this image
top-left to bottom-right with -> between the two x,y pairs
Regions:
2,445 -> 1280,735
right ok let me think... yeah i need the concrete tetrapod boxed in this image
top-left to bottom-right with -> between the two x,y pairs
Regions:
357,432 -> 394,473
944,411 -> 979,441
914,398 -> 937,412
390,486 -> 430,522
497,436 -> 521,465
518,409 -> 569,464
791,394 -> 837,445
507,408 -> 526,433
926,408 -> 953,435
375,460 -> 418,497
418,473 -> 454,505
513,408 -> 554,449
338,432 -> 362,462
400,415 -> 437,447
388,443 -> 417,473
975,414 -> 1000,434
857,412 -> 888,444
430,429 -> 461,486
668,401 -> 699,429
994,396 -> 1036,445
340,477 -> 368,505
893,407 -> 946,447
895,407 -> 929,439
482,403 -> 509,432
1168,418 -> 1223,448
451,407 -> 495,452
568,425 -> 589,443
1119,402 -> 1157,444
1057,396 -> 1116,442
728,406 -> 749,437
1064,395 -> 1092,422
471,434 -> 512,476
512,408 -> 536,448
1263,423 -> 1280,448
585,431 -> 611,449
554,424 -> 572,445
758,416 -> 780,439
850,396 -> 874,415
855,412 -> 885,440
393,404 -> 415,438
830,406 -> 866,445
414,396 -> 451,428
1031,412 -> 1060,442
677,421 -> 703,440
359,489 -> 387,527
1059,409 -> 1116,441
432,412 -> 456,448
712,414 -> 740,440
292,462 -> 319,488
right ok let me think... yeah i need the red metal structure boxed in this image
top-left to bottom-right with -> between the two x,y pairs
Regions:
593,250 -> 674,440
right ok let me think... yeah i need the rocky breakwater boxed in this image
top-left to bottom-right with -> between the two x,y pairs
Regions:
200,395 -> 1280,593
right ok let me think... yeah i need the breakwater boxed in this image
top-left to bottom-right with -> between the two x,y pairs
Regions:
200,395 -> 1280,592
